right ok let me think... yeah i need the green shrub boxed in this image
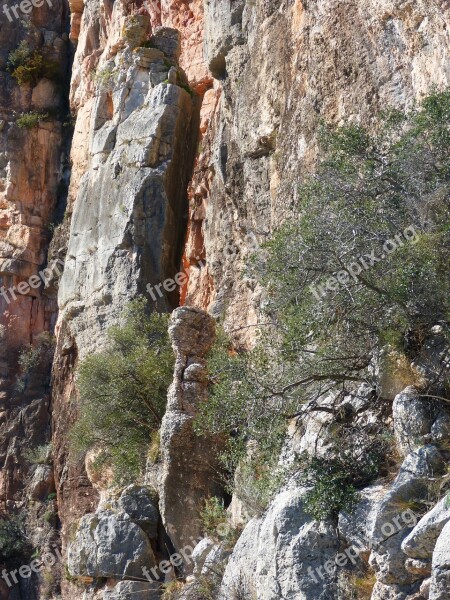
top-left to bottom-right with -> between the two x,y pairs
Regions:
10,44 -> 60,86
8,40 -> 31,68
201,497 -> 227,537
0,516 -> 28,561
196,89 -> 450,520
17,111 -> 49,129
70,298 -> 174,485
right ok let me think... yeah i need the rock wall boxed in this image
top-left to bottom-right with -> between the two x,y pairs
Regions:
0,3 -> 69,598
51,4 -> 204,598
0,1 -> 449,599
183,0 -> 450,345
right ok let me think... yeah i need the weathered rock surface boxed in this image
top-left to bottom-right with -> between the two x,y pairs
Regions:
118,484 -> 159,540
402,497 -> 450,561
220,488 -> 339,600
369,447 -> 445,585
158,306 -> 223,557
103,580 -> 160,600
0,1 -> 449,600
393,386 -> 450,457
52,14 -> 200,599
68,510 -> 156,579
429,520 -> 450,600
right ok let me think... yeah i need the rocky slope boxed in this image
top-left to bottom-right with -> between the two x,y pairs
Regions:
0,1 -> 449,600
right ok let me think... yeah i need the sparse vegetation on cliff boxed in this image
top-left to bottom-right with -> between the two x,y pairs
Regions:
16,111 -> 49,129
0,515 -> 28,561
70,299 -> 174,484
197,90 -> 450,518
8,41 -> 60,86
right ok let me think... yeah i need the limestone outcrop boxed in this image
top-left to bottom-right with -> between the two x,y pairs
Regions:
0,1 -> 449,600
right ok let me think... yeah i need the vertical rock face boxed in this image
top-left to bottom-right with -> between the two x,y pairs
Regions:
0,0 -> 68,565
183,0 -> 450,344
51,7 -> 201,598
159,306 -> 222,556
0,1 -> 449,599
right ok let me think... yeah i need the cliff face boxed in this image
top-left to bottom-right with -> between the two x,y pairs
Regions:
0,1 -> 449,600
0,4 -> 69,597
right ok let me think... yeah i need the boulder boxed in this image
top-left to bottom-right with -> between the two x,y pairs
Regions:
68,511 -> 156,579
220,488 -> 339,600
119,485 -> 159,540
429,520 -> 450,600
103,581 -> 160,600
402,497 -> 450,560
369,446 -> 445,585
370,580 -> 421,600
28,464 -> 55,501
393,388 -> 435,456
338,483 -> 386,556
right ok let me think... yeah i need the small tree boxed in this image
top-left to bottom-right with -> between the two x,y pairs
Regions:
197,90 -> 450,518
70,299 -> 174,484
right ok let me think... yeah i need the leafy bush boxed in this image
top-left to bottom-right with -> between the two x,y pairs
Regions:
9,42 -> 60,86
17,111 -> 49,129
197,90 -> 450,519
8,40 -> 31,68
201,497 -> 227,537
0,516 -> 28,561
161,581 -> 184,600
70,299 -> 174,484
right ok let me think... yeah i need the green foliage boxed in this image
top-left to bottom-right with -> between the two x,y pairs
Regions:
195,328 -> 289,514
197,90 -> 450,520
94,65 -> 117,89
298,451 -> 382,521
0,516 -> 28,561
70,298 -> 174,485
200,496 -> 227,537
17,111 -> 49,129
10,44 -> 60,86
147,430 -> 160,464
24,443 -> 52,465
8,40 -> 31,69
161,581 -> 184,600
201,497 -> 242,548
